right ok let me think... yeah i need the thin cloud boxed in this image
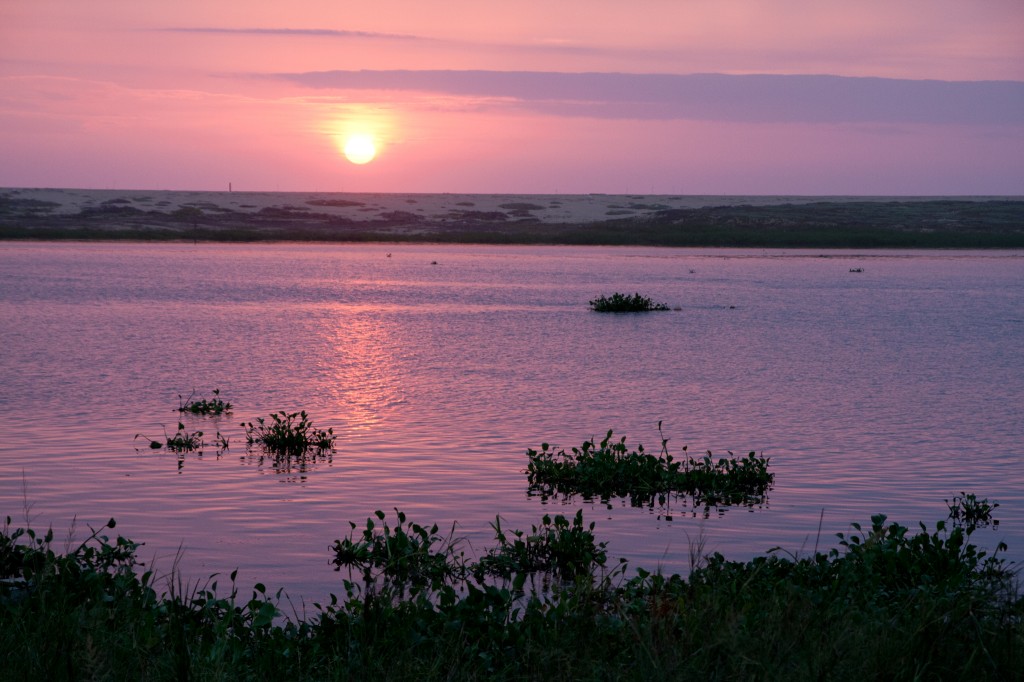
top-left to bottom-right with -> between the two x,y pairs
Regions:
156,25 -> 977,77
272,69 -> 1024,126
158,26 -> 650,58
161,27 -> 426,41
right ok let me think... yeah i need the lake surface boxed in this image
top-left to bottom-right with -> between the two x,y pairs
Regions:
1,242 -> 1022,603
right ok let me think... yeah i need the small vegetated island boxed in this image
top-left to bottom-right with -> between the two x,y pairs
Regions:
527,429 -> 772,512
178,388 -> 232,416
589,292 -> 670,312
241,410 -> 336,457
241,410 -> 337,475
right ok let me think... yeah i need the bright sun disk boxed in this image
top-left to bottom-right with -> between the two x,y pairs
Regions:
343,134 -> 376,164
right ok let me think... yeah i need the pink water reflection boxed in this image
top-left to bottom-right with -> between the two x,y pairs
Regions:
1,242 -> 1021,603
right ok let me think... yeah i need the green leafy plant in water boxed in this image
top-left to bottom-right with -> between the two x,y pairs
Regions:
213,431 -> 229,451
177,388 -> 232,416
829,511 -> 1010,599
330,509 -> 466,596
0,515 -> 286,678
691,495 -> 1014,610
526,426 -> 773,508
589,292 -> 669,312
134,422 -> 204,452
946,491 -> 1000,531
475,510 -> 609,584
241,410 -> 335,457
1,516 -> 140,583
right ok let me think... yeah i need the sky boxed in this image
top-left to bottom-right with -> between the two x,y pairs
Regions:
1,1 -> 1022,195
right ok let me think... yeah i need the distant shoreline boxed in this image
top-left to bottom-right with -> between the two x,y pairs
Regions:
2,188 -> 1022,248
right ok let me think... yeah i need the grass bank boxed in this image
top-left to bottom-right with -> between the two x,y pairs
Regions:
2,496 -> 1021,680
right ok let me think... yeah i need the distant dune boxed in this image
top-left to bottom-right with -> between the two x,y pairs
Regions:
2,188 -> 1022,247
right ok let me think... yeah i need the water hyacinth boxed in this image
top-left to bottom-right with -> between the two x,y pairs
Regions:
134,422 -> 204,453
242,410 -> 335,457
177,388 -> 232,416
589,292 -> 669,312
526,428 -> 773,508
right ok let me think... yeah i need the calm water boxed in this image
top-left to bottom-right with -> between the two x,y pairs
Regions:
1,242 -> 1022,602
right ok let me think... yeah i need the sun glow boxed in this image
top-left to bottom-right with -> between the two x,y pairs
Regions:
328,110 -> 396,169
343,134 -> 377,165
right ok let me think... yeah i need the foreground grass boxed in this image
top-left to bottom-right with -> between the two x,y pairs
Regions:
2,497 -> 1021,681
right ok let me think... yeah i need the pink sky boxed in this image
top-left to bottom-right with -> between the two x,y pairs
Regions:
1,1 -> 1022,194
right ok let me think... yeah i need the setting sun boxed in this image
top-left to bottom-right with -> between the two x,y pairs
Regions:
343,134 -> 377,165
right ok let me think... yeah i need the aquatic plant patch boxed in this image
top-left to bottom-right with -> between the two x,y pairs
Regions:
178,388 -> 232,415
134,422 -> 204,453
475,510 -> 609,584
242,410 -> 335,457
526,429 -> 773,507
946,491 -> 1000,530
333,508 -> 615,603
688,501 -> 1013,614
589,292 -> 669,312
330,509 -> 466,595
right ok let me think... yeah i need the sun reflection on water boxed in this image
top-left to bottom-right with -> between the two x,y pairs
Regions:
319,308 -> 406,432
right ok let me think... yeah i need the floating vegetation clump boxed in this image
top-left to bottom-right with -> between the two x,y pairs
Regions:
134,422 -> 204,453
589,292 -> 669,312
526,427 -> 773,508
242,410 -> 335,457
177,388 -> 232,415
